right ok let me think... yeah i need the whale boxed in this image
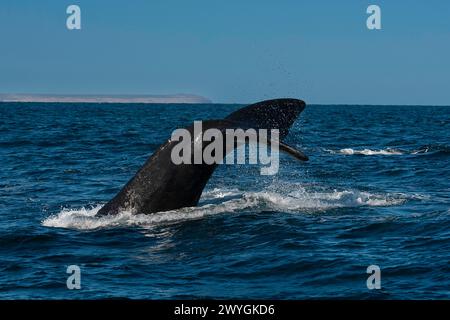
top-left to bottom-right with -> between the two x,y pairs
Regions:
97,98 -> 308,216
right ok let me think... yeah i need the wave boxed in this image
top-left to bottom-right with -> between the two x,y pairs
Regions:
330,148 -> 404,156
42,186 -> 410,230
326,145 -> 450,156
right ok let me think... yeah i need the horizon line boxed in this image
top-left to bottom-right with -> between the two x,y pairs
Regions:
0,101 -> 449,107
0,92 -> 449,107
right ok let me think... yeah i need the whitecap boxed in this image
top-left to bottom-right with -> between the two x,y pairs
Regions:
329,148 -> 404,155
42,185 -> 411,230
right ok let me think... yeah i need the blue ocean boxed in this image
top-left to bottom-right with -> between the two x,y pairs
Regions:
0,102 -> 449,299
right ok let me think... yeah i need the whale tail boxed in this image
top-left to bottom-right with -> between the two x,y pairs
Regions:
97,98 -> 308,216
226,98 -> 305,138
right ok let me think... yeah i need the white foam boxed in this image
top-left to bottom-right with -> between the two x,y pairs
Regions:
42,186 -> 410,230
199,188 -> 241,200
244,189 -> 405,211
329,148 -> 404,156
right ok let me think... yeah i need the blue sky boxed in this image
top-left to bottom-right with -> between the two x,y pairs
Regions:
1,0 -> 449,104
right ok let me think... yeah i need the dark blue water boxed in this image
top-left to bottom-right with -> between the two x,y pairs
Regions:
0,103 -> 449,299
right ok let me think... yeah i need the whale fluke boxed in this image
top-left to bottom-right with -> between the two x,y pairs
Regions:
97,99 -> 307,216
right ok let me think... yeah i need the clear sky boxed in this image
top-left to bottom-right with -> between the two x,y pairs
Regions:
1,0 -> 449,104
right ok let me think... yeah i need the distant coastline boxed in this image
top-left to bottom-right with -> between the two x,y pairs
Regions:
0,93 -> 212,104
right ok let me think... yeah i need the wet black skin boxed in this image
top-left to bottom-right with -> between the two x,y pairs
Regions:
97,99 -> 308,216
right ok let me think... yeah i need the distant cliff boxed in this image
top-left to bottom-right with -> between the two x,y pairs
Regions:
0,93 -> 212,104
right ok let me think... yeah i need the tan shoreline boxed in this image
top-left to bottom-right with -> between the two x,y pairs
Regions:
0,94 -> 212,104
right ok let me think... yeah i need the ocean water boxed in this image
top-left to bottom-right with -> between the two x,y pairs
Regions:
0,102 -> 449,299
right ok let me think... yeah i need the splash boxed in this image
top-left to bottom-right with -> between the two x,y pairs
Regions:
327,145 -> 450,156
42,186 -> 410,230
333,148 -> 404,155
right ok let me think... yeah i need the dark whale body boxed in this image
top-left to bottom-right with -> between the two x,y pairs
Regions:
97,99 -> 308,216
